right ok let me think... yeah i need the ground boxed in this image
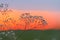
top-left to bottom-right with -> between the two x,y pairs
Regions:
0,30 -> 60,40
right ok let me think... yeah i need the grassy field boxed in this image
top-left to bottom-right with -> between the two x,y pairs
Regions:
0,30 -> 60,40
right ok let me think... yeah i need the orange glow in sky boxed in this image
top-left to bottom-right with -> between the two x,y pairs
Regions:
0,9 -> 60,31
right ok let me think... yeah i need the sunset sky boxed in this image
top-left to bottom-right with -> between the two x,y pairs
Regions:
0,0 -> 60,30
0,0 -> 60,11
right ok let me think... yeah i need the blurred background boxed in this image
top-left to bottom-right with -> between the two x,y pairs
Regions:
0,0 -> 60,40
